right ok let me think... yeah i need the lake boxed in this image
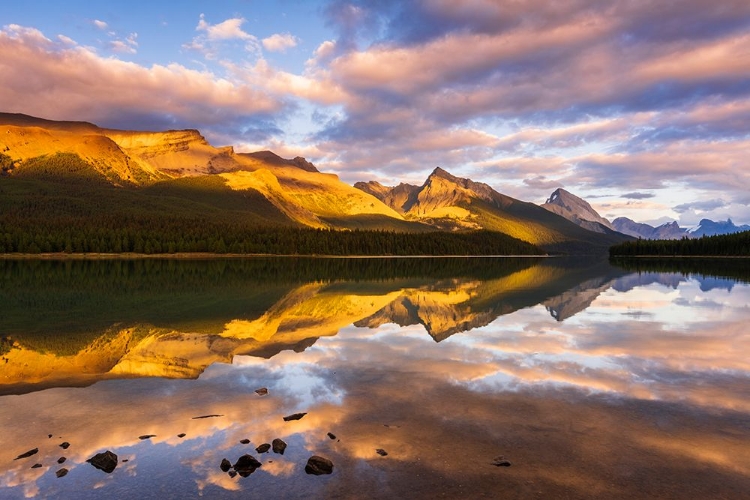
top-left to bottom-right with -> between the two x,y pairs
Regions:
1,257 -> 749,499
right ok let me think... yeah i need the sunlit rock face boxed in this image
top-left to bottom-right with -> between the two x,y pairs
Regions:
542,188 -> 614,233
0,112 -> 401,231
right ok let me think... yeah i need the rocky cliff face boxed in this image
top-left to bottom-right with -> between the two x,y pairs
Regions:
542,188 -> 614,233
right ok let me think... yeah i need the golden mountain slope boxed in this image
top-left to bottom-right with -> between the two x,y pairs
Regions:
356,167 -> 630,251
0,112 -> 405,230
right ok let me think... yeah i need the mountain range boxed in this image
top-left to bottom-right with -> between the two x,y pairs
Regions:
0,112 -> 636,254
542,187 -> 748,240
3,112 -> 743,255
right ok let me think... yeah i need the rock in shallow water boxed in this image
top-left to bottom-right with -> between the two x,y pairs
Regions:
491,456 -> 512,467
60,442 -> 70,450
255,443 -> 271,453
255,387 -> 268,396
233,454 -> 262,476
87,451 -> 118,473
272,438 -> 287,455
14,448 -> 38,460
283,412 -> 307,421
220,458 -> 231,472
56,468 -> 68,478
376,449 -> 388,457
240,439 -> 250,444
305,455 -> 333,475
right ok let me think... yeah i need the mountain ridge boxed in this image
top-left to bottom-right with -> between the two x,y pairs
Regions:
1,112 -> 632,254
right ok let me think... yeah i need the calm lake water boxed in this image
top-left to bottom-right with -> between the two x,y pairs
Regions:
1,257 -> 749,499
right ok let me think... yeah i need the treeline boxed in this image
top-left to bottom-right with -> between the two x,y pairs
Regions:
0,216 -> 541,256
1,152 -> 542,256
609,231 -> 750,257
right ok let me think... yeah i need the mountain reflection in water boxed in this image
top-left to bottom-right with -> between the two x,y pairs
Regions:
0,257 -> 748,499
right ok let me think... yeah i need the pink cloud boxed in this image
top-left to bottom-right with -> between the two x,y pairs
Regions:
0,26 -> 280,127
262,33 -> 298,53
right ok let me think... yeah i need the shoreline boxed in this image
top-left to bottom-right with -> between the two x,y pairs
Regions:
0,252 -> 552,260
611,254 -> 750,259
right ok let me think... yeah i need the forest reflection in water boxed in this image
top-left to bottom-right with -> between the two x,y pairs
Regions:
0,257 -> 749,499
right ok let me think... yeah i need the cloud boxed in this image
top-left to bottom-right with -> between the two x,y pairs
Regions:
262,33 -> 298,53
184,14 -> 261,59
622,192 -> 655,200
673,199 -> 728,214
0,25 -> 282,133
110,32 -> 138,54
92,19 -> 108,31
197,14 -> 252,41
524,176 -> 562,190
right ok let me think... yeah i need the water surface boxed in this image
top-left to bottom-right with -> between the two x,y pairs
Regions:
1,257 -> 748,499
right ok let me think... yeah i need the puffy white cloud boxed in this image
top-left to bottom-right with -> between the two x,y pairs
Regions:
262,33 -> 299,52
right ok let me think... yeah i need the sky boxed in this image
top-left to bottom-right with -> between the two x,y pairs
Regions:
1,0 -> 749,226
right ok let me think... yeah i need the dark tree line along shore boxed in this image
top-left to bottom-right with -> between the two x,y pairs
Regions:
609,231 -> 750,257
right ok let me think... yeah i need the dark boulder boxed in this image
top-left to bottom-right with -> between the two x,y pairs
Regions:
233,454 -> 262,476
272,438 -> 287,455
220,458 -> 231,472
255,443 -> 271,453
305,455 -> 333,475
283,412 -> 307,421
14,448 -> 38,460
87,451 -> 118,473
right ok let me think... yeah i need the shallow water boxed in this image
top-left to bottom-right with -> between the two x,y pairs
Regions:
1,257 -> 749,499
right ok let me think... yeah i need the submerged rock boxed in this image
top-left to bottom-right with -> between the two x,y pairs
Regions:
255,443 -> 271,453
56,468 -> 68,478
272,438 -> 287,455
233,454 -> 262,477
283,412 -> 307,421
87,451 -> 118,473
491,456 -> 512,467
14,448 -> 38,460
220,458 -> 231,472
305,455 -> 333,475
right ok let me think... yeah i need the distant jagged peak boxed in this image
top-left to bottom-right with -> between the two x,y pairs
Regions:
542,187 -> 614,231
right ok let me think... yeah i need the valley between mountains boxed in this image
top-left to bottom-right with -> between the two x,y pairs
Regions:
0,111 -> 702,256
